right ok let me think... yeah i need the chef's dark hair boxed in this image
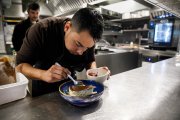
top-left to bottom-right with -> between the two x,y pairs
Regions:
71,8 -> 104,41
27,2 -> 40,12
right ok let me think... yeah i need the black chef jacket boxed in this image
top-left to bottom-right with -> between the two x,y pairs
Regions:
12,17 -> 35,51
16,17 -> 95,97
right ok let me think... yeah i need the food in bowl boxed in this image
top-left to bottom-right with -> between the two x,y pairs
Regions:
86,67 -> 110,83
88,72 -> 98,77
69,85 -> 96,97
59,80 -> 104,106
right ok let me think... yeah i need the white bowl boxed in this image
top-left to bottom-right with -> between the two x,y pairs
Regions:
86,67 -> 110,84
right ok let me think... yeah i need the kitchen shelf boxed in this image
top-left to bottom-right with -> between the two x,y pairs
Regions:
103,31 -> 123,35
103,29 -> 149,35
102,14 -> 122,20
110,16 -> 150,22
122,29 -> 149,32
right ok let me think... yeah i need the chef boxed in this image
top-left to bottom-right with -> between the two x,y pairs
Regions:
12,2 -> 40,52
16,8 -> 109,97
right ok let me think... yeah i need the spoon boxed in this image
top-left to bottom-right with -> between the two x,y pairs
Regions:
55,62 -> 84,86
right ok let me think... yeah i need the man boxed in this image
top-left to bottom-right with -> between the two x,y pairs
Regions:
16,8 -> 108,97
12,2 -> 40,51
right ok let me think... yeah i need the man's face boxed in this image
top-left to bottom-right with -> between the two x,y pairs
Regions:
28,9 -> 39,22
64,22 -> 95,55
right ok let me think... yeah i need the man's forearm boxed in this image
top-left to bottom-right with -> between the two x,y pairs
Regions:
16,63 -> 45,80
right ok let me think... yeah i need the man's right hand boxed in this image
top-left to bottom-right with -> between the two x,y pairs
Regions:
41,64 -> 71,83
16,63 -> 71,83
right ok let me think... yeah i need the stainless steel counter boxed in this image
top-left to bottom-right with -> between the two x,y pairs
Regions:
0,55 -> 180,120
107,45 -> 177,57
95,51 -> 141,75
139,47 -> 177,57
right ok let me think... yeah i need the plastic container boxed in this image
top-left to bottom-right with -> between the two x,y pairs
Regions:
0,72 -> 28,105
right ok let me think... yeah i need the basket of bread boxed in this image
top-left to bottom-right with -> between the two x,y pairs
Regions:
0,56 -> 16,85
0,56 -> 28,105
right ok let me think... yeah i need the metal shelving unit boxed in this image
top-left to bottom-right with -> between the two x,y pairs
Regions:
123,29 -> 149,32
110,16 -> 150,22
103,31 -> 123,35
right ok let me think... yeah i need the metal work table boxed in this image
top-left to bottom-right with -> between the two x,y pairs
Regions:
0,55 -> 180,120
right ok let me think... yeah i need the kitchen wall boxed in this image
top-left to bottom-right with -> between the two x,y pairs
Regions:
4,2 -> 25,18
1,0 -> 180,53
4,1 -> 53,18
103,18 -> 180,48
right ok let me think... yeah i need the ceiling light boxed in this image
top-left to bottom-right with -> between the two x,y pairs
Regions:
46,0 -> 49,4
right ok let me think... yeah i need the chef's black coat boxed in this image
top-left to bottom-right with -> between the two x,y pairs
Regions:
16,17 -> 95,97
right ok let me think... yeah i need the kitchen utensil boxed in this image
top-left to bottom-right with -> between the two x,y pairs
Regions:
55,62 -> 83,86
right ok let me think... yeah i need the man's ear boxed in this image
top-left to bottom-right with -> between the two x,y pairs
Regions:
64,21 -> 72,32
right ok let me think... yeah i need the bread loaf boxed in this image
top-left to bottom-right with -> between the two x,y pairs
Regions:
0,56 -> 16,85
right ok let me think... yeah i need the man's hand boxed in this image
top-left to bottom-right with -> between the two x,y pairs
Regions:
100,66 -> 111,80
16,63 -> 71,83
41,64 -> 71,83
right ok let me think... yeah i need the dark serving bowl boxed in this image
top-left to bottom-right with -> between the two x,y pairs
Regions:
59,80 -> 104,107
